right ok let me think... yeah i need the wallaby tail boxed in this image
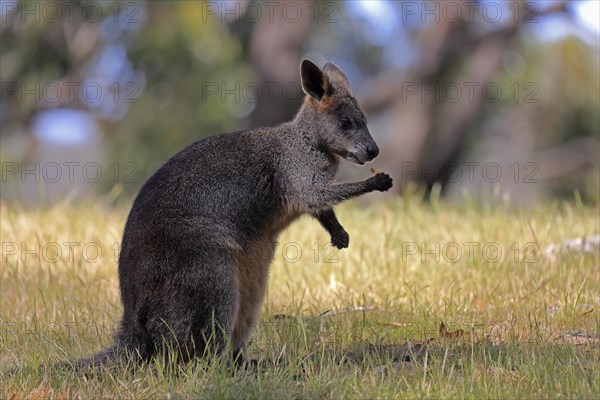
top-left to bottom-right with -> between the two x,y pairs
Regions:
55,346 -> 122,372
3,346 -> 122,379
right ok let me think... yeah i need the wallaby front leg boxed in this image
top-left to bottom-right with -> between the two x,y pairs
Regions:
315,208 -> 349,249
306,172 -> 393,210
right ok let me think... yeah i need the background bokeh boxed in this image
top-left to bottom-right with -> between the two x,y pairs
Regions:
1,0 -> 598,205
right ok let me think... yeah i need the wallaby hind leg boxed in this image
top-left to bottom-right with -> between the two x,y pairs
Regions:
145,244 -> 240,363
231,239 -> 276,357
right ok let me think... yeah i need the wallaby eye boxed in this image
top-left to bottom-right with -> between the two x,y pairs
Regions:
339,119 -> 352,129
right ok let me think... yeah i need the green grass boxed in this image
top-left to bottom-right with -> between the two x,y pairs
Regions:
1,194 -> 599,399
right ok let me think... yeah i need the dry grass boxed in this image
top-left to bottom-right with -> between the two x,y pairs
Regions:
1,193 -> 599,398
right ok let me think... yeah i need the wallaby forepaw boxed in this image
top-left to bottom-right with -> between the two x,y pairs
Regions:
370,172 -> 393,192
331,229 -> 349,249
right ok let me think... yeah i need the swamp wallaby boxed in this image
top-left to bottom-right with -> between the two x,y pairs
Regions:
67,60 -> 393,369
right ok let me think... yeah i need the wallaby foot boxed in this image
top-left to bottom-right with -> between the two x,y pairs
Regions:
233,348 -> 258,371
315,208 -> 350,249
368,172 -> 393,192
331,228 -> 349,249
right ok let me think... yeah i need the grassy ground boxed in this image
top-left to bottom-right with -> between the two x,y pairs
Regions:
1,194 -> 599,399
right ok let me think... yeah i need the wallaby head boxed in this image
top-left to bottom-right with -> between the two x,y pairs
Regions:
298,60 -> 379,165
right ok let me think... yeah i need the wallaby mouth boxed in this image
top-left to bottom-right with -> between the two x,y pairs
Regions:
344,145 -> 379,165
343,141 -> 379,165
344,151 -> 371,165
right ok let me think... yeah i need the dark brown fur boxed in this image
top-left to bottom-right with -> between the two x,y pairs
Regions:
38,60 -> 393,373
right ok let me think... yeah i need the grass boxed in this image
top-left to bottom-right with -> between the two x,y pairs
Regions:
1,193 -> 599,399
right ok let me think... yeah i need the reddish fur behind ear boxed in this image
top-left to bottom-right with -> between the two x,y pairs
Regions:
305,94 -> 331,111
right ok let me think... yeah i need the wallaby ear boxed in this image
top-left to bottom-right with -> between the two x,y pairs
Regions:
301,60 -> 329,101
323,62 -> 350,91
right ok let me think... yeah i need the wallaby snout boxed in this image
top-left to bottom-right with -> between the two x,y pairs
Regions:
367,143 -> 379,159
347,132 -> 379,165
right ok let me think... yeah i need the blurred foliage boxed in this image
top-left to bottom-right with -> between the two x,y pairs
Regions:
1,0 -> 252,196
0,0 -> 598,203
109,2 -> 251,180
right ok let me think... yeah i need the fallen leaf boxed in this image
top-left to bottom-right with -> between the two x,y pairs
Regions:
439,322 -> 466,338
579,304 -> 594,315
473,297 -> 487,311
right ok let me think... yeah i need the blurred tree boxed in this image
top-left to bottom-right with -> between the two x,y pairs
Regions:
246,0 -> 315,128
354,1 -> 599,203
109,1 -> 250,183
1,0 -> 249,198
1,0 -> 598,204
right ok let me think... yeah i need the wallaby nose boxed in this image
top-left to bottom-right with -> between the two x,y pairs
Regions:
367,144 -> 379,159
